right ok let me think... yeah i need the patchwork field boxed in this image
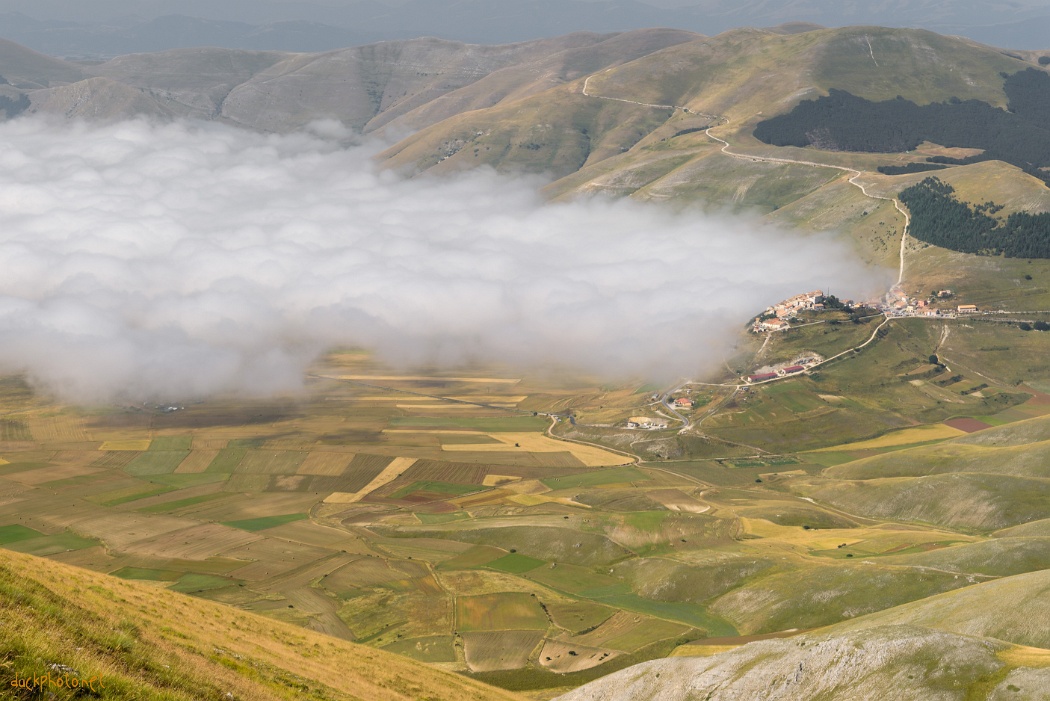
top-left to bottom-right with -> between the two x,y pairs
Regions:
2,325 -> 1050,697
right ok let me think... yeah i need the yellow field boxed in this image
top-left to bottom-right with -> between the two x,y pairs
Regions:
671,644 -> 740,657
334,375 -> 521,384
441,433 -> 628,467
741,517 -> 975,553
324,457 -> 417,504
99,439 -> 152,451
809,424 -> 965,452
1000,645 -> 1050,669
483,474 -> 521,487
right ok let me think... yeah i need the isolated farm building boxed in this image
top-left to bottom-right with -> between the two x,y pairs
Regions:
628,416 -> 667,429
782,365 -> 806,374
673,397 -> 694,408
957,304 -> 978,313
748,372 -> 778,382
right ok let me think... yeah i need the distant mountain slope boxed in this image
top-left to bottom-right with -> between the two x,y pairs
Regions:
0,549 -> 522,701
378,26 -> 1029,180
0,36 -> 84,87
2,0 -> 1050,55
3,30 -> 696,132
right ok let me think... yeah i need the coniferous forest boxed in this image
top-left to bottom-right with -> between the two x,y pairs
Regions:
754,69 -> 1050,186
899,177 -> 1050,258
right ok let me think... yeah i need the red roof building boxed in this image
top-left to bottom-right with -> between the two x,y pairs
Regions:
748,372 -> 777,382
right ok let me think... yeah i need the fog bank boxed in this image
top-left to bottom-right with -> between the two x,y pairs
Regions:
0,117 -> 887,402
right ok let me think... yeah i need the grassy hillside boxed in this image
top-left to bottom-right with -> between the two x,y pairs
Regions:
0,549 -> 522,701
556,623 -> 1050,701
828,569 -> 1050,650
558,569 -> 1050,700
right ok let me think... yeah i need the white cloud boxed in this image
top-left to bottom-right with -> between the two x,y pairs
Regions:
0,116 -> 888,402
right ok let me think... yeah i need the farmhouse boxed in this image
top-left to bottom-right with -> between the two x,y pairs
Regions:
673,397 -> 694,409
759,318 -> 788,331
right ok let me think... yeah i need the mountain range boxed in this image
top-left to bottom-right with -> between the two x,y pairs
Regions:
2,0 -> 1050,57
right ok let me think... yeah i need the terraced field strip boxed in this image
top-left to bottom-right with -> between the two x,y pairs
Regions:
99,440 -> 152,451
336,375 -> 521,384
383,430 -> 481,435
324,457 -> 417,504
442,432 -> 629,467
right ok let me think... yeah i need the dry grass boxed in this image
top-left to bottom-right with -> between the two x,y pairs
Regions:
0,549 -> 523,701
298,451 -> 355,476
173,450 -> 219,474
99,440 -> 152,451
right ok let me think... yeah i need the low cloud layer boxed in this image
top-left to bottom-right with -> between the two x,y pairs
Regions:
0,117 -> 887,402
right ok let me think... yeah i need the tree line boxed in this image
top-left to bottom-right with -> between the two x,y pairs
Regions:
899,177 -> 1050,258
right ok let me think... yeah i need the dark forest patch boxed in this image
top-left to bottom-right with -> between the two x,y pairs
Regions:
754,69 -> 1050,187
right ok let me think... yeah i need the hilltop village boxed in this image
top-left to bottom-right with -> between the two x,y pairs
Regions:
751,288 -> 981,334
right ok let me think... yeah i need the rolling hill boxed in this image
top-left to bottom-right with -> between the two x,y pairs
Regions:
557,570 -> 1050,701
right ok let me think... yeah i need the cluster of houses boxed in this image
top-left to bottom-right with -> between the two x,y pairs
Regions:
883,288 -> 978,317
752,290 -> 827,333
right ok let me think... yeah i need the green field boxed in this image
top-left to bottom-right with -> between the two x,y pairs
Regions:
169,573 -> 239,593
0,524 -> 43,544
485,553 -> 545,574
4,531 -> 99,556
111,566 -> 183,581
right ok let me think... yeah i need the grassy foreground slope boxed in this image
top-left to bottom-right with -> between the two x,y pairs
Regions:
0,549 -> 521,701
